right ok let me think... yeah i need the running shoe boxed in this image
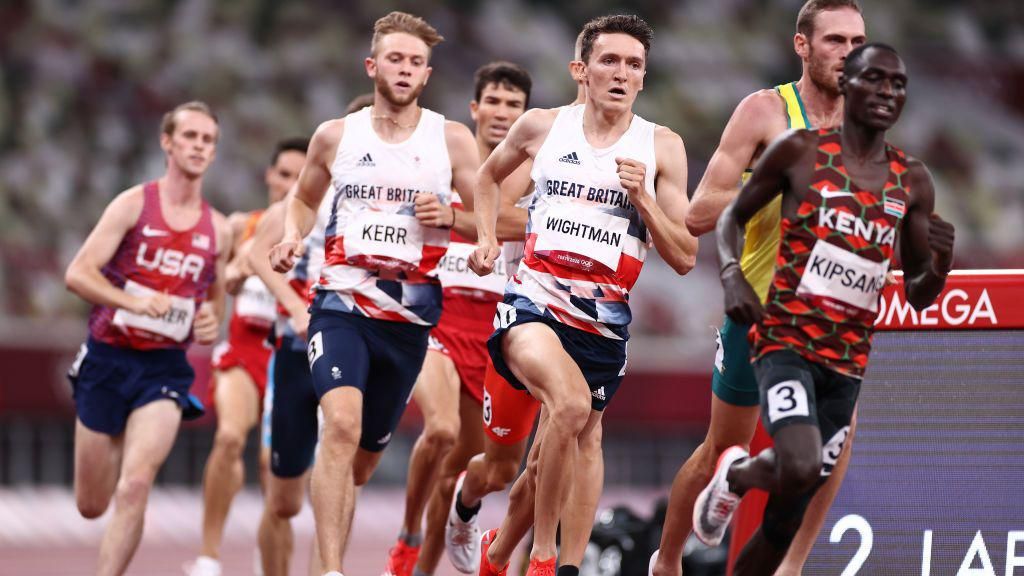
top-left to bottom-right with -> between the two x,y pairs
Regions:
693,446 -> 748,547
446,471 -> 481,573
478,529 -> 507,576
382,540 -> 420,576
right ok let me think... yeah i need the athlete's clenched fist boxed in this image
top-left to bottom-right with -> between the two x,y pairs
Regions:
468,242 -> 500,276
616,157 -> 647,200
928,213 -> 955,274
270,235 -> 305,273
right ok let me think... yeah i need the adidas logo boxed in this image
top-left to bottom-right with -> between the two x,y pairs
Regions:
592,386 -> 606,401
558,151 -> 581,165
357,153 -> 375,167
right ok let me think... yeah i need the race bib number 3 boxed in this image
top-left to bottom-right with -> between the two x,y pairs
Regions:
767,380 -> 810,423
533,203 -> 628,275
343,211 -> 424,271
796,241 -> 889,313
112,280 -> 196,342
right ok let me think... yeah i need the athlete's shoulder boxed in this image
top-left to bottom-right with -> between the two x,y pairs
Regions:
732,88 -> 788,133
904,155 -> 935,192
106,184 -> 147,223
508,107 -> 560,143
653,124 -> 684,148
762,128 -> 817,168
443,119 -> 475,143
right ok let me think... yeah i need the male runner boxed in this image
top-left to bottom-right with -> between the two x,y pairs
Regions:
694,43 -> 955,575
469,15 -> 699,576
270,12 -> 481,575
188,137 -> 308,576
64,101 -> 231,576
442,36 -> 588,576
383,61 -> 535,576
650,2 -> 866,574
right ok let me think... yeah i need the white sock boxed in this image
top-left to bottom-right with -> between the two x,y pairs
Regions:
323,572 -> 344,576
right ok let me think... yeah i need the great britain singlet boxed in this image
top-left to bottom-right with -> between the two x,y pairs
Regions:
507,104 -> 657,340
89,181 -> 218,349
753,128 -> 911,378
315,107 -> 452,326
741,82 -> 812,302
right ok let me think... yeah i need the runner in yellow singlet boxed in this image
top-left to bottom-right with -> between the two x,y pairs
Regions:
650,2 -> 866,575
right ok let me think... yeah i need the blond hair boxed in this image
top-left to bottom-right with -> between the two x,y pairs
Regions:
160,101 -> 217,136
371,11 -> 444,56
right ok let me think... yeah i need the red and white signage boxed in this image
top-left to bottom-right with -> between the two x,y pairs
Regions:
874,270 -> 1024,331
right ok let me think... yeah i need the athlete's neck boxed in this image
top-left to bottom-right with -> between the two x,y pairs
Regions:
159,167 -> 204,206
795,76 -> 843,129
370,95 -> 422,143
581,102 -> 633,149
839,121 -> 887,164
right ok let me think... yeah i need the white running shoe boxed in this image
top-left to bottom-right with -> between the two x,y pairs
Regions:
692,446 -> 748,547
183,556 -> 222,576
445,471 -> 481,573
648,548 -> 659,576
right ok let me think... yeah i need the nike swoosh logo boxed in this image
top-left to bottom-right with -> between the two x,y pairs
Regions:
142,225 -> 170,237
819,186 -> 854,199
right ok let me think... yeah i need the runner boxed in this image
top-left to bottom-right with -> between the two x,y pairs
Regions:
468,15 -> 699,576
188,137 -> 308,576
269,12 -> 481,575
382,61 -> 534,576
650,2 -> 867,573
694,43 -> 954,575
64,101 -> 230,576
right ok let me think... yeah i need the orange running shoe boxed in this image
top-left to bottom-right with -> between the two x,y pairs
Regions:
524,557 -> 556,576
382,539 -> 420,576
478,529 -> 507,576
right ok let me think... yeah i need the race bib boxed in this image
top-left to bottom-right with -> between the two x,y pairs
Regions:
796,241 -> 889,313
112,280 -> 196,342
435,242 -> 507,296
235,276 -> 277,326
343,211 -> 424,272
533,204 -> 628,275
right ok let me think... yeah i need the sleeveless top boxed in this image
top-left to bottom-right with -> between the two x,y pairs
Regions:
505,105 -> 657,340
89,181 -> 218,350
315,107 -> 452,326
753,128 -> 911,378
741,82 -> 812,303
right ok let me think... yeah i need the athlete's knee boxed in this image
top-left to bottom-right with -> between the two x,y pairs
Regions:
353,461 -> 375,486
777,453 -> 822,494
113,473 -> 154,510
421,420 -> 459,454
213,426 -> 248,459
485,458 -> 520,492
76,490 -> 111,519
547,395 -> 590,437
320,411 -> 361,448
271,490 -> 303,519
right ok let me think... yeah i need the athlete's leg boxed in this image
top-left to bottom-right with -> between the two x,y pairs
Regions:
401,351 -> 461,538
776,411 -> 857,575
485,409 -> 548,569
501,323 -> 591,562
558,411 -> 605,568
258,471 -> 308,576
652,396 -> 760,576
460,440 -> 525,509
311,386 -> 364,573
418,389 -> 485,574
200,367 -> 262,558
74,420 -> 123,519
95,400 -> 181,576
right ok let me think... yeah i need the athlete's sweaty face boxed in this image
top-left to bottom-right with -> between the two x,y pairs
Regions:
161,110 -> 218,179
265,150 -> 305,203
471,83 -> 528,150
803,8 -> 866,96
367,32 -> 432,107
842,48 -> 907,131
583,33 -> 646,111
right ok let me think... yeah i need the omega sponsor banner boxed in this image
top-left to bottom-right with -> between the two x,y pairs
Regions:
802,270 -> 1024,574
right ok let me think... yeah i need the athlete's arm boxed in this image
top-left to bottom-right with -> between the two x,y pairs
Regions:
688,90 -> 785,236
899,159 -> 955,310
618,127 -> 697,275
272,119 -> 341,273
226,211 -> 250,255
415,121 -> 481,238
469,108 -> 555,275
194,210 -> 232,345
494,161 -> 533,242
716,129 -> 809,325
248,199 -> 311,339
64,187 -> 171,317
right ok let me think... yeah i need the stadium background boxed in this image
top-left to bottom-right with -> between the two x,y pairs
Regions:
1,0 -> 1023,574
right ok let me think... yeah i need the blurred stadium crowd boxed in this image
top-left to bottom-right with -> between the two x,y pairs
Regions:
1,0 -> 1022,351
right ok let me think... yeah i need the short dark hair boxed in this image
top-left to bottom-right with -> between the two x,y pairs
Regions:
579,15 -> 653,65
270,137 -> 309,166
160,101 -> 217,136
345,93 -> 375,115
796,0 -> 862,38
843,42 -> 900,77
473,61 -> 533,108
